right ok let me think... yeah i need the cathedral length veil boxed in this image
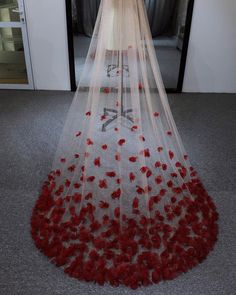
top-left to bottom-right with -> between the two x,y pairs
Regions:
31,0 -> 218,289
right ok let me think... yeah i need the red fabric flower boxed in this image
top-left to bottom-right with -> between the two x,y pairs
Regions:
139,135 -> 145,142
169,150 -> 174,160
73,193 -> 81,203
136,186 -> 144,194
74,182 -> 81,189
118,139 -> 126,146
133,197 -> 139,209
167,180 -> 173,187
131,125 -> 139,131
86,138 -> 94,145
102,144 -> 108,150
94,157 -> 101,167
129,156 -> 137,163
65,179 -> 71,187
162,164 -> 167,171
129,172 -> 136,182
99,201 -> 109,209
106,171 -> 116,178
155,161 -> 161,168
114,207 -> 120,218
157,146 -> 163,152
111,188 -> 121,199
115,153 -> 121,161
87,176 -> 95,182
155,176 -> 162,184
141,148 -> 150,157
99,179 -> 108,189
85,193 -> 93,200
100,115 -> 107,121
68,165 -> 76,172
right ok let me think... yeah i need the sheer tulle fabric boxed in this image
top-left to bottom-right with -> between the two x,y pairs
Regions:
31,0 -> 218,289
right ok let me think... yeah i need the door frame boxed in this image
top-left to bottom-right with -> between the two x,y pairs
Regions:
66,0 -> 195,93
0,0 -> 34,89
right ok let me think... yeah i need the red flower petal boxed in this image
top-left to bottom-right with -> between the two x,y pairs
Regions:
140,166 -> 148,173
167,180 -> 173,187
129,156 -> 138,163
87,176 -> 95,182
76,131 -> 82,137
86,111 -> 91,116
86,138 -> 94,145
169,150 -> 174,160
68,165 -> 76,172
99,201 -> 109,209
162,164 -> 167,171
154,112 -> 160,117
133,197 -> 139,209
155,176 -> 162,184
136,186 -> 144,194
155,161 -> 161,168
101,115 -> 107,121
106,171 -> 116,178
85,193 -> 93,200
65,179 -> 71,187
118,139 -> 126,146
129,172 -> 136,182
115,153 -> 121,161
114,207 -> 120,218
94,157 -> 101,167
167,131 -> 172,136
139,135 -> 145,142
102,144 -> 108,150
60,158 -> 66,163
157,146 -> 163,152
99,179 -> 108,189
141,148 -> 150,157
111,188 -> 121,199
74,183 -> 81,189
131,125 -> 139,131
116,178 -> 121,184
74,154 -> 80,159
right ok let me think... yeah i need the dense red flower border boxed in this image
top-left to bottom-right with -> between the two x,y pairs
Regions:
31,176 -> 218,289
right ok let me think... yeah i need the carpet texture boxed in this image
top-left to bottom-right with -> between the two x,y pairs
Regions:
0,90 -> 235,295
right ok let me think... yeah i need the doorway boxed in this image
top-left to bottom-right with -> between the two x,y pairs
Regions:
66,0 -> 194,93
0,0 -> 33,89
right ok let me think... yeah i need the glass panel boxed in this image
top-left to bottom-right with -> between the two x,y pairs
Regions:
0,26 -> 28,84
0,0 -> 20,22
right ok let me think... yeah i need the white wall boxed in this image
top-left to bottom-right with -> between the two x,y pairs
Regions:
24,0 -> 70,90
183,0 -> 236,93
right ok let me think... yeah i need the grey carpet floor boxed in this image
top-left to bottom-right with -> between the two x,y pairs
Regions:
74,35 -> 181,89
0,90 -> 235,295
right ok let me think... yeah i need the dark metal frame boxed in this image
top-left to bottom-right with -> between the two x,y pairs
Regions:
65,0 -> 195,93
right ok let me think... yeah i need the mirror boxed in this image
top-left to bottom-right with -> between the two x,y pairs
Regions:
68,0 -> 193,92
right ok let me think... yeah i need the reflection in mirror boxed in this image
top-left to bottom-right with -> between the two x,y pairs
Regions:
71,0 -> 191,90
0,0 -> 20,22
0,27 -> 28,84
